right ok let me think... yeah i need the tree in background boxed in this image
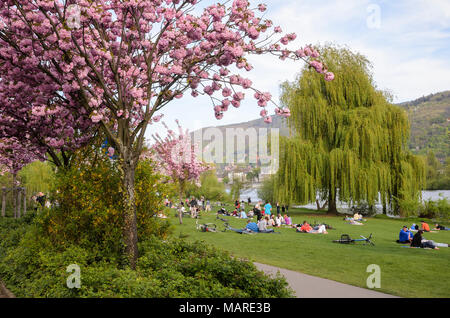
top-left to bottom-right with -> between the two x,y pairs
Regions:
185,169 -> 230,202
252,167 -> 261,182
149,121 -> 211,224
425,151 -> 450,190
222,176 -> 230,185
257,174 -> 275,204
246,166 -> 261,183
19,161 -> 55,200
276,45 -> 425,215
230,177 -> 247,201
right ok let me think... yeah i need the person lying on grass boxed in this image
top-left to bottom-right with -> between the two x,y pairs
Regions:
410,230 -> 448,249
344,218 -> 364,225
344,214 -> 366,223
397,226 -> 413,244
227,219 -> 276,234
434,224 -> 450,231
245,219 -> 259,233
297,221 -> 328,234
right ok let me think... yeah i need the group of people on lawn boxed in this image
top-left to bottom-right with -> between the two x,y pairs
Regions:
239,201 -> 329,234
240,200 -> 293,233
168,196 -> 212,219
397,221 -> 449,249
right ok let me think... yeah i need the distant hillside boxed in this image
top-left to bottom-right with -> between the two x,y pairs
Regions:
397,91 -> 450,162
192,91 -> 450,166
192,114 -> 291,138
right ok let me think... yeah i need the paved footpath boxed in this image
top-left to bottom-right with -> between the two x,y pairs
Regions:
254,262 -> 399,298
0,280 -> 15,298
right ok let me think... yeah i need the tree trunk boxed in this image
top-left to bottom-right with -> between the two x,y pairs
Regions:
23,188 -> 27,216
327,189 -> 338,215
1,187 -> 5,217
178,182 -> 185,225
17,189 -> 21,218
12,174 -> 17,218
121,161 -> 138,270
316,200 -> 328,211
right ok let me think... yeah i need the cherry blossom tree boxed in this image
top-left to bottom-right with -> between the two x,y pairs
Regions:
148,120 -> 211,224
0,0 -> 334,268
0,138 -> 41,174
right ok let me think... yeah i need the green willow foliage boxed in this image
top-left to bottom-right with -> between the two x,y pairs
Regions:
276,45 -> 426,215
19,161 -> 55,198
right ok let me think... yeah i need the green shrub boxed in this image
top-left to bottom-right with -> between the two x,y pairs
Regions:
397,197 -> 422,217
0,225 -> 293,298
43,149 -> 174,260
419,197 -> 450,219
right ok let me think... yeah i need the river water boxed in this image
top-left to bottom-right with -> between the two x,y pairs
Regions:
238,188 -> 450,213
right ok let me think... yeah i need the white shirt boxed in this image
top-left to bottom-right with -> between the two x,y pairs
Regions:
275,217 -> 282,226
258,219 -> 267,231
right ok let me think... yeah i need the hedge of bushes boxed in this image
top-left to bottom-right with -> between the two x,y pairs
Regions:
0,215 -> 293,298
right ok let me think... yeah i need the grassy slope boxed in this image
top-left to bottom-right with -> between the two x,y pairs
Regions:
169,205 -> 450,298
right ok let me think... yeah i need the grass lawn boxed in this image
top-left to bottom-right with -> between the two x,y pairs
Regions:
168,204 -> 450,298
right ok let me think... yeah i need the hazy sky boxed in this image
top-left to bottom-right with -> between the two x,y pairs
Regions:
146,0 -> 450,140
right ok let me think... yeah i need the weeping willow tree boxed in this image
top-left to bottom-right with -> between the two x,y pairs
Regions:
275,45 -> 425,216
18,161 -> 55,199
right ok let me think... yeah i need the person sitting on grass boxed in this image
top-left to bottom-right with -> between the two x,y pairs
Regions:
240,209 -> 248,219
410,230 -> 448,249
267,215 -> 276,227
247,209 -> 254,218
275,214 -> 283,227
434,224 -> 450,231
245,219 -> 259,233
284,214 -> 292,226
420,221 -> 431,232
353,212 -> 363,221
257,216 -> 274,233
397,226 -> 413,244
217,207 -> 229,216
232,209 -> 239,217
